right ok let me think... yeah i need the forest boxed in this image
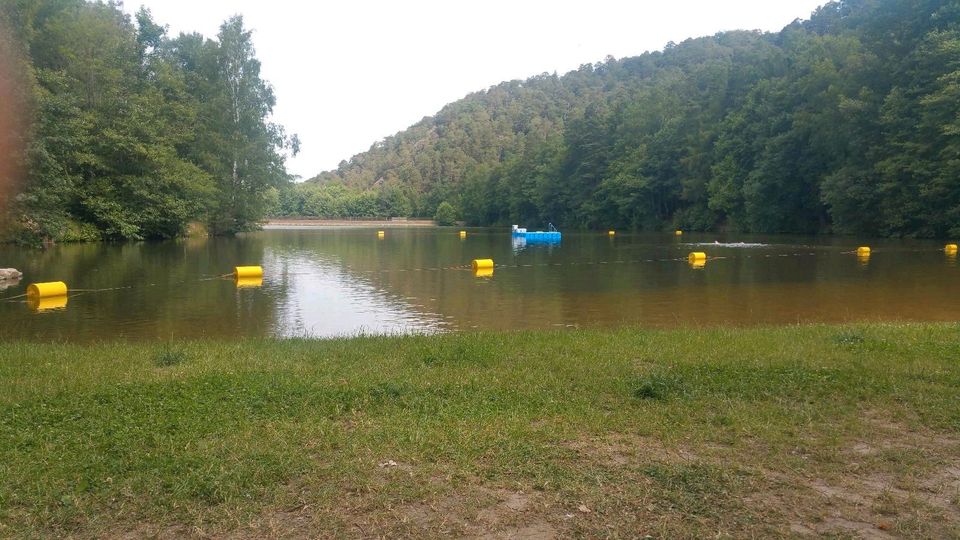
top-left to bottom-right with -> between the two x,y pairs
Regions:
0,0 -> 297,244
2,0 -> 958,241
284,0 -> 960,237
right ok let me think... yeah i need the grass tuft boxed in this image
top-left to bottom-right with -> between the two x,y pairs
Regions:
633,373 -> 682,400
832,330 -> 866,347
153,344 -> 190,367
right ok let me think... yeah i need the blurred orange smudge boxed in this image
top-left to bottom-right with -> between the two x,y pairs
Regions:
0,20 -> 27,230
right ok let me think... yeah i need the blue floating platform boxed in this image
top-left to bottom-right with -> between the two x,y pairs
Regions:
512,231 -> 562,242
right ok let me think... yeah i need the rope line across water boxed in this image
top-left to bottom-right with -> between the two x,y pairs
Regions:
1,247 -> 950,304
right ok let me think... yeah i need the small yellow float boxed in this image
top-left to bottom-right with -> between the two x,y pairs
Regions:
234,266 -> 263,279
27,281 -> 68,298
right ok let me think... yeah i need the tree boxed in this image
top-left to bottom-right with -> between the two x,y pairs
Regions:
205,15 -> 297,234
1,1 -> 297,243
434,201 -> 458,226
7,0 -> 960,241
292,0 -> 960,238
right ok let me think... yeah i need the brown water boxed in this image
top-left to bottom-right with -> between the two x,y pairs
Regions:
0,227 -> 956,341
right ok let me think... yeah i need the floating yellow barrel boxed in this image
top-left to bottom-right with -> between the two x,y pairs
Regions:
472,259 -> 494,272
459,230 -> 467,239
608,230 -> 616,236
857,246 -> 871,257
688,252 -> 707,263
474,267 -> 494,278
27,281 -> 68,299
235,277 -> 263,289
946,244 -> 958,254
377,230 -> 385,238
234,266 -> 263,279
675,230 -> 683,236
28,295 -> 68,312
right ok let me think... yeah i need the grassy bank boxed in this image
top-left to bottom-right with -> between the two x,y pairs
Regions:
1,324 -> 959,538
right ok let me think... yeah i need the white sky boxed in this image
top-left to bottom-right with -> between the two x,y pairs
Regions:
124,0 -> 827,180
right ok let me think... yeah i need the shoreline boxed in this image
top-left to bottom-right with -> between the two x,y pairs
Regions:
2,322 -> 959,537
264,218 -> 437,228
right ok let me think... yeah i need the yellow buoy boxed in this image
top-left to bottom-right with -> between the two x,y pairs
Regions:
235,277 -> 263,289
688,252 -> 707,263
377,230 -> 385,238
857,246 -> 871,257
459,230 -> 467,239
472,259 -> 494,272
608,230 -> 616,236
234,266 -> 263,279
27,295 -> 68,311
474,267 -> 494,278
946,244 -> 958,254
675,230 -> 683,236
27,281 -> 68,299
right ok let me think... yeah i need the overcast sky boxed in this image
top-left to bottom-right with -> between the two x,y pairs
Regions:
124,0 -> 827,180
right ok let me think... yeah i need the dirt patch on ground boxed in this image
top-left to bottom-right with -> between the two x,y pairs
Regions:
105,523 -> 197,539
777,413 -> 960,538
216,472 -> 563,539
334,485 -> 559,539
560,432 -> 707,468
558,419 -> 960,538
102,416 -> 960,538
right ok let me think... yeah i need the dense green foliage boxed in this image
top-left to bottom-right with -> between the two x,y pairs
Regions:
433,201 -> 458,225
0,0 -> 297,243
292,0 -> 960,237
274,181 -> 406,219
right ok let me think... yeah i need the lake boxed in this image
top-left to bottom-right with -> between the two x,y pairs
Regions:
0,227 -> 956,341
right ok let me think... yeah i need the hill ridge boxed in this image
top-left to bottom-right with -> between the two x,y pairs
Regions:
279,0 -> 959,238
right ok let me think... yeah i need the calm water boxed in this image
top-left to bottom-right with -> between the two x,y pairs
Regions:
0,227 -> 957,341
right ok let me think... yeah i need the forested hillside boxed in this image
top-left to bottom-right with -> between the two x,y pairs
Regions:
286,0 -> 960,237
0,0 -> 297,243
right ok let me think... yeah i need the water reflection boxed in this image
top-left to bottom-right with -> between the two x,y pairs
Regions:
0,277 -> 19,292
0,229 -> 957,341
27,295 -> 67,312
265,246 -> 443,337
234,277 -> 263,289
474,267 -> 494,278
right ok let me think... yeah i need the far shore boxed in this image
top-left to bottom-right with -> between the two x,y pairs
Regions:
264,217 -> 437,228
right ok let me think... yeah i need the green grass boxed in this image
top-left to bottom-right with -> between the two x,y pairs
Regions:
1,323 -> 959,537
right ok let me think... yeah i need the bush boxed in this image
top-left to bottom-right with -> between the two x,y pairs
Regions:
434,201 -> 458,226
60,220 -> 102,242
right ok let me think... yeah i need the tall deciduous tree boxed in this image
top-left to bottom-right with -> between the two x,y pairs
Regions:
1,1 -> 296,243
206,15 -> 297,235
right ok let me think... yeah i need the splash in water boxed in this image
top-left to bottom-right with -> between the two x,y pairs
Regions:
688,241 -> 768,248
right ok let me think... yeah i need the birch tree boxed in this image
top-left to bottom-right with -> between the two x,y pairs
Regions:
207,15 -> 298,234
